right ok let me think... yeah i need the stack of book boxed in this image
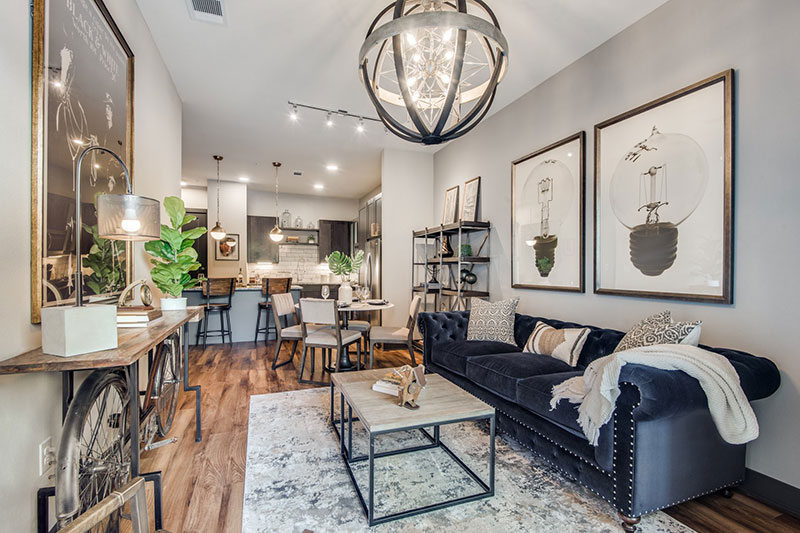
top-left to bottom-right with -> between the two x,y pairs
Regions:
372,371 -> 403,396
117,307 -> 162,328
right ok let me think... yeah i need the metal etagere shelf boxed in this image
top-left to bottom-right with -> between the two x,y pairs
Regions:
411,221 -> 491,348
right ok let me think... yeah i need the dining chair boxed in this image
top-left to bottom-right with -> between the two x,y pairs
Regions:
298,298 -> 361,385
195,277 -> 235,348
270,292 -> 324,369
254,277 -> 292,344
367,295 -> 422,368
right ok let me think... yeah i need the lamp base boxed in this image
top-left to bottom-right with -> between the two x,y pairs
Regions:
41,305 -> 118,357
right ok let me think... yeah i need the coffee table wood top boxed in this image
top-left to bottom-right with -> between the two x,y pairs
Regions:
332,368 -> 494,434
0,307 -> 203,375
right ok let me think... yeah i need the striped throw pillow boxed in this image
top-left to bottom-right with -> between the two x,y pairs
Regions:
523,322 -> 590,367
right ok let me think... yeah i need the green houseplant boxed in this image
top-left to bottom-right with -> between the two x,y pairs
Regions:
325,250 -> 364,304
144,196 -> 207,310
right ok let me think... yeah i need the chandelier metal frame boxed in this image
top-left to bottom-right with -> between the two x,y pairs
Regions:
359,0 -> 508,145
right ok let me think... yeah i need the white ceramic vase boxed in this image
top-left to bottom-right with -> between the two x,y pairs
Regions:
160,297 -> 187,311
338,280 -> 353,305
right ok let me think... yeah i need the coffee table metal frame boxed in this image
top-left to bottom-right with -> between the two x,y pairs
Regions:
330,382 -> 496,526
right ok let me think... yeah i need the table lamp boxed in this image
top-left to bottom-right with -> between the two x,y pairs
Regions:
41,146 -> 160,356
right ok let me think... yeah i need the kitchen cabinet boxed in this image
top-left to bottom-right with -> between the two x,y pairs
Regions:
247,215 -> 280,264
357,207 -> 367,251
319,219 -> 352,259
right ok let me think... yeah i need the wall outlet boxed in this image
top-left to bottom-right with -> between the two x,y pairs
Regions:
39,437 -> 55,477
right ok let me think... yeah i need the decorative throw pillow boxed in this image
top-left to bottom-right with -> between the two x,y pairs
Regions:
467,298 -> 519,345
523,322 -> 590,367
613,311 -> 702,353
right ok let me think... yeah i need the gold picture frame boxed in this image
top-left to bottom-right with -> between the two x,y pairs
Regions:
31,0 -> 135,323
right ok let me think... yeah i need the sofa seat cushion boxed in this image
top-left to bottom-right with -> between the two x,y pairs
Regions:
431,340 -> 520,376
466,353 -> 573,401
516,372 -> 586,439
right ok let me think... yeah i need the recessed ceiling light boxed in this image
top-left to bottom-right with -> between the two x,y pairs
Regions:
181,180 -> 188,186
326,164 -> 339,172
314,183 -> 324,190
567,152 -> 573,157
326,112 -> 334,127
239,176 -> 250,182
356,119 -> 365,133
289,104 -> 298,121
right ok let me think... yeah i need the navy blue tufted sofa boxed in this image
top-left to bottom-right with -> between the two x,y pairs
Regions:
418,311 -> 780,531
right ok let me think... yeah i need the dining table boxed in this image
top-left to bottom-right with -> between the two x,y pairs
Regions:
298,299 -> 394,371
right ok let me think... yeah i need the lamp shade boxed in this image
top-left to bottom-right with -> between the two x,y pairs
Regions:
97,193 -> 161,241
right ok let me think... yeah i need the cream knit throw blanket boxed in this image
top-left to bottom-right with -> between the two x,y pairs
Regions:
550,344 -> 759,446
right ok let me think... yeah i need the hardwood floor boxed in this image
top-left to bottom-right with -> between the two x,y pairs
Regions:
138,341 -> 799,533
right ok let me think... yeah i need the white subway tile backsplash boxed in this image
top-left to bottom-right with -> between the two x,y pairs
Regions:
247,245 -> 340,284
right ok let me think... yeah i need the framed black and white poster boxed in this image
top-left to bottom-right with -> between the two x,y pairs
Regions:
442,185 -> 459,225
461,176 -> 481,222
594,70 -> 733,303
30,0 -> 134,322
216,234 -> 240,261
512,132 -> 585,292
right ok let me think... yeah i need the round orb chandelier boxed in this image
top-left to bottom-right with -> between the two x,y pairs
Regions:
359,0 -> 509,145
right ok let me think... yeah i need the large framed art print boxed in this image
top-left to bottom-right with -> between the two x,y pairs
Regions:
31,0 -> 135,322
512,132 -> 585,292
594,70 -> 733,303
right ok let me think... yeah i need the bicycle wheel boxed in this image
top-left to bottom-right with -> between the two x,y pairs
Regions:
155,335 -> 181,436
56,370 -> 130,532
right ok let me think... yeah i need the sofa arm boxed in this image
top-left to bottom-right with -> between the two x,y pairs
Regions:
418,311 -> 470,367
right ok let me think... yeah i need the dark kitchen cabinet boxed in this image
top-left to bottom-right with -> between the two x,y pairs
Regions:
357,207 -> 367,251
247,215 -> 280,264
319,220 -> 352,260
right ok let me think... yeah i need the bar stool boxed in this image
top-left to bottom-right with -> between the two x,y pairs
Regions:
254,277 -> 292,344
298,298 -> 362,385
195,278 -> 235,348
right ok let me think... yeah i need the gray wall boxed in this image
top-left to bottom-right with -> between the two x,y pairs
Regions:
434,0 -> 800,489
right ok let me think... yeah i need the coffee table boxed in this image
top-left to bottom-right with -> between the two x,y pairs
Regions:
330,368 -> 495,526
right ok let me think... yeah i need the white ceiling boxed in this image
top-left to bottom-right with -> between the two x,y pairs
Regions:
136,0 -> 667,199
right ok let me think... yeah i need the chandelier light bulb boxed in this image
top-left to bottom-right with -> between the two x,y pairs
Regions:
405,32 -> 416,46
443,28 -> 453,41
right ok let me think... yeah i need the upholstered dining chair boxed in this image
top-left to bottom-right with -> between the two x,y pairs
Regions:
195,277 -> 236,348
269,292 -> 324,370
367,295 -> 422,368
298,298 -> 362,385
254,277 -> 292,344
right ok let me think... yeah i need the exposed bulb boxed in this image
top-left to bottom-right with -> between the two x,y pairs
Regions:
406,32 -> 416,46
444,50 -> 454,60
121,216 -> 141,234
442,28 -> 453,41
269,225 -> 284,242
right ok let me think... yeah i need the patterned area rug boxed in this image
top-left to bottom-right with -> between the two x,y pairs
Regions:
243,388 -> 693,533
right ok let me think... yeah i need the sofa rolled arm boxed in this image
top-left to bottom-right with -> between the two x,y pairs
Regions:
418,311 -> 470,367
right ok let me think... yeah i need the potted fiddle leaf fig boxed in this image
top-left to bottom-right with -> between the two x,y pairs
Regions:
325,250 -> 364,304
144,196 -> 207,310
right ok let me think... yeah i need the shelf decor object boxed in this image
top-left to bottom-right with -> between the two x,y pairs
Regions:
270,163 -> 285,242
30,0 -> 135,323
209,155 -> 226,241
594,70 -> 733,303
442,185 -> 459,224
41,146 -> 160,356
512,132 -> 585,292
461,176 -> 481,222
359,0 -> 509,145
144,196 -> 207,310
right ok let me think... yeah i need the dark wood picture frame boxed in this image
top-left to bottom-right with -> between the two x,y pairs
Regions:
593,69 -> 734,304
461,176 -> 481,222
30,0 -> 135,323
442,185 -> 460,224
511,131 -> 585,292
216,233 -> 240,261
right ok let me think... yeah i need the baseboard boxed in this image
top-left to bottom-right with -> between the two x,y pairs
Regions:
739,468 -> 800,518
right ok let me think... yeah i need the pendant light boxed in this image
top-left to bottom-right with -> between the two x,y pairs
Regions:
269,162 -> 285,242
209,155 -> 226,240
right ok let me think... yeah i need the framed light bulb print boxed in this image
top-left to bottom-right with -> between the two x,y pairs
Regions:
512,132 -> 585,292
594,70 -> 733,303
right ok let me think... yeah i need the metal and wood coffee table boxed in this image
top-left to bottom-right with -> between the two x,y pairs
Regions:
330,368 -> 495,526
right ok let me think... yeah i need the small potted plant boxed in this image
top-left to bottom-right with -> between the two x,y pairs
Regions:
325,250 -> 364,305
144,196 -> 207,310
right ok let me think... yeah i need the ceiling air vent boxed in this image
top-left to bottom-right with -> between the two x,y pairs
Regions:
185,0 -> 226,25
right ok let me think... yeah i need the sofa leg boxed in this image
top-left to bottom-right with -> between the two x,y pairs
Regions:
619,513 -> 640,533
720,487 -> 734,498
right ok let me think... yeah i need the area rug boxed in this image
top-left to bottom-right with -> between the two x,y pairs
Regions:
243,388 -> 693,533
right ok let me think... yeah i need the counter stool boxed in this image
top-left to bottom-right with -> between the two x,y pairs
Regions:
298,298 -> 362,385
254,277 -> 292,344
195,278 -> 235,348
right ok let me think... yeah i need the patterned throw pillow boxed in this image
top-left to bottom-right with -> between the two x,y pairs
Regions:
523,322 -> 590,367
613,311 -> 702,353
467,298 -> 519,345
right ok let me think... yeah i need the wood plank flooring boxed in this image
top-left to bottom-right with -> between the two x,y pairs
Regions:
138,341 -> 799,533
